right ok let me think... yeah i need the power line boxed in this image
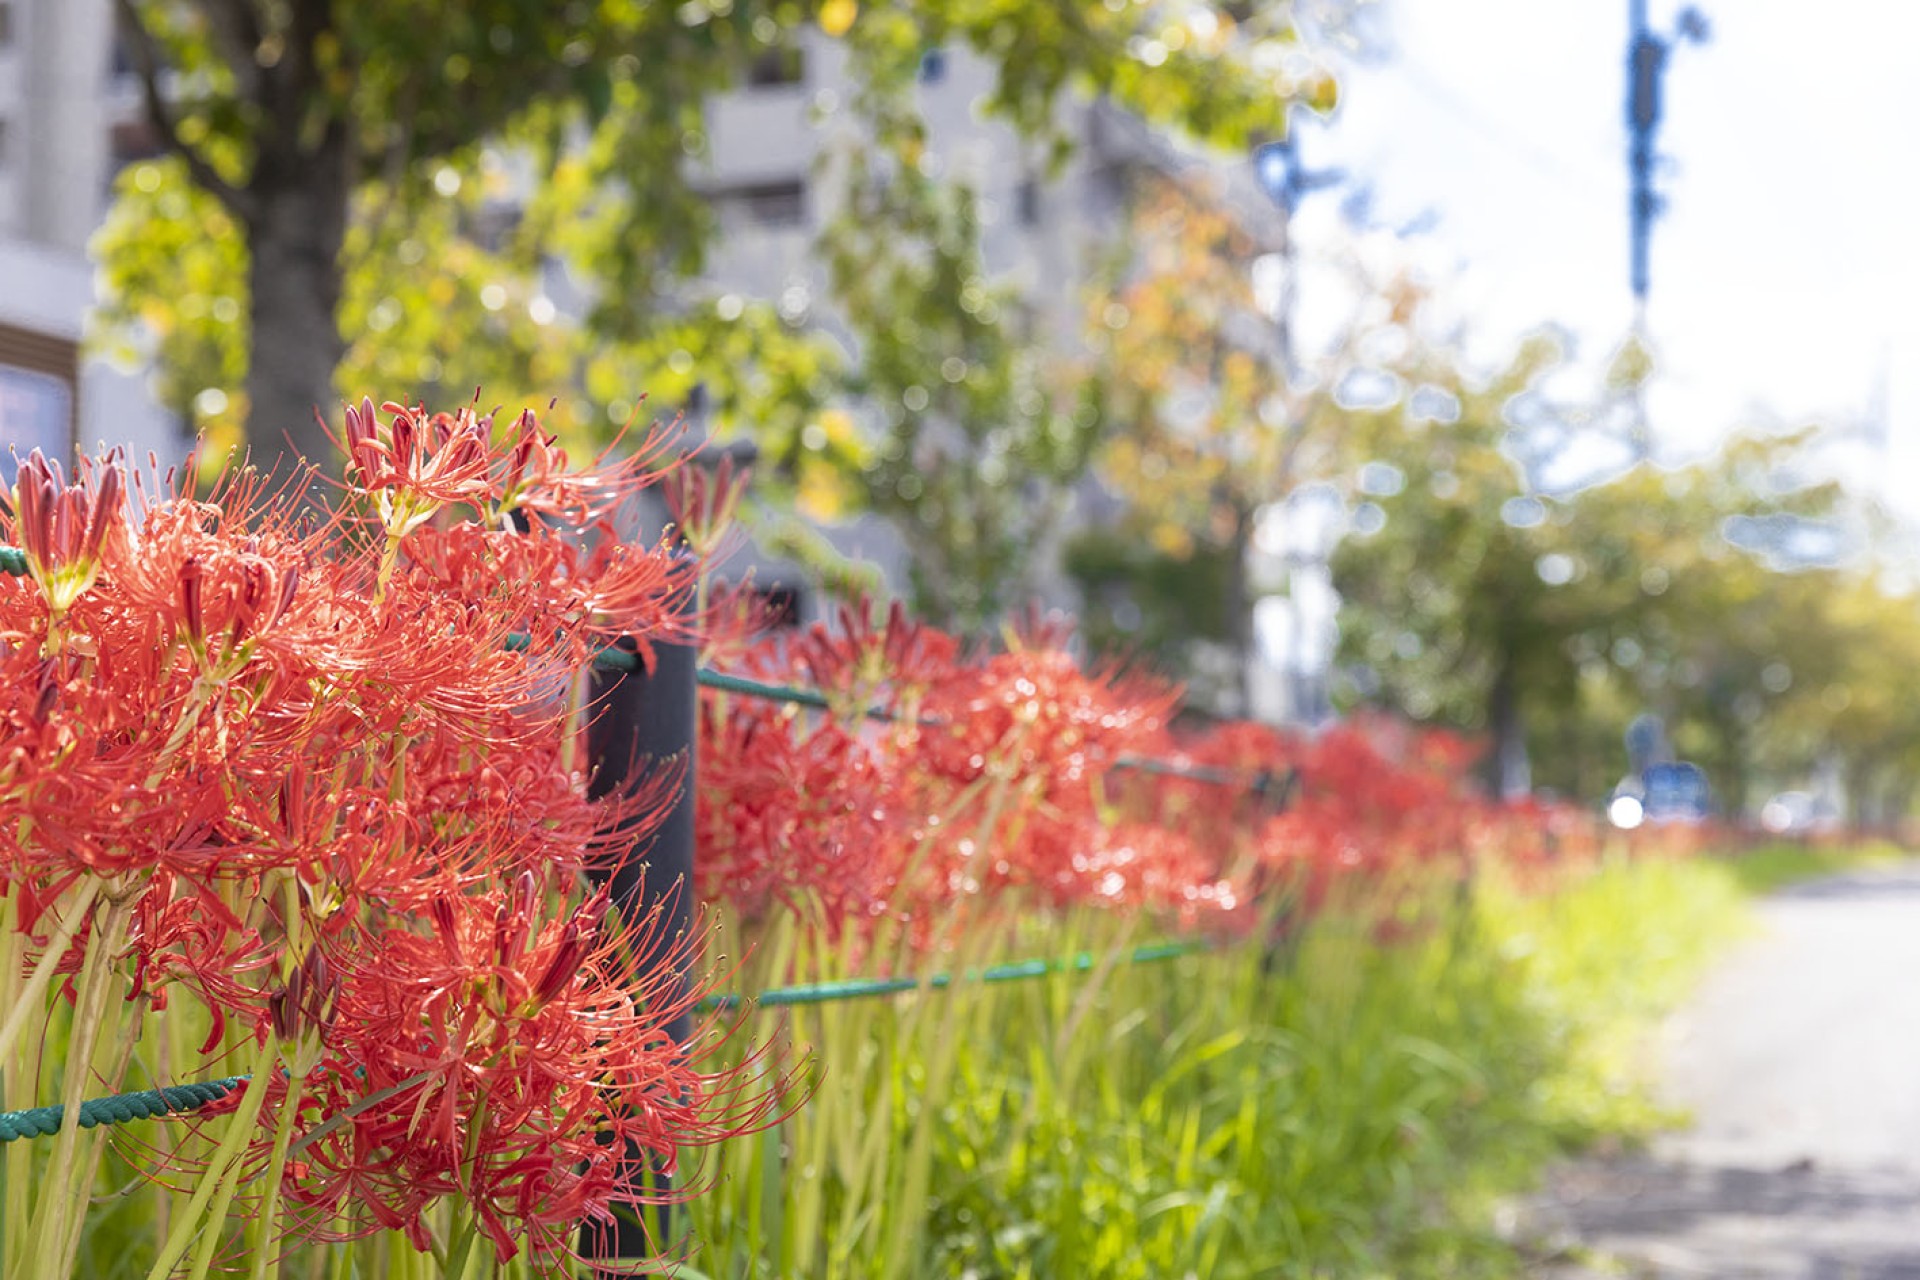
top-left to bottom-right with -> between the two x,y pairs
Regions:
1393,58 -> 1615,206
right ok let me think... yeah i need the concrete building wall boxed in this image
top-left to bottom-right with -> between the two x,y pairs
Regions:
682,36 -> 1180,625
0,0 -> 180,476
9,0 -> 111,252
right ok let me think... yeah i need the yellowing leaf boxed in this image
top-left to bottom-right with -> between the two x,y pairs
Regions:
796,466 -> 853,522
1150,523 -> 1194,560
819,0 -> 858,38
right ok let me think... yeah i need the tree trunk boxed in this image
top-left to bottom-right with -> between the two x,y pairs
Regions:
1484,651 -> 1531,801
1844,759 -> 1872,833
1224,502 -> 1254,720
242,127 -> 352,480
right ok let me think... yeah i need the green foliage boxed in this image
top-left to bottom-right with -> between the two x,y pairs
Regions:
686,852 -> 1760,1279
91,159 -> 248,446
98,0 -> 1341,628
818,13 -> 1102,628
1323,331 -> 1881,804
46,839 -> 1855,1277
1068,177 -> 1340,702
1715,838 -> 1902,896
1064,527 -> 1235,666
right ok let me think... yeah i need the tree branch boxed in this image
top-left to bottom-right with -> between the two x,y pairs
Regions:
283,0 -> 335,158
112,0 -> 254,220
199,0 -> 265,104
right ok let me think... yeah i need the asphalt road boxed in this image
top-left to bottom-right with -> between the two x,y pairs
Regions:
1528,862 -> 1920,1279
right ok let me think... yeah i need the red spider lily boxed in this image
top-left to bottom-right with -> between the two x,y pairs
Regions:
1073,823 -> 1240,925
338,396 -> 688,531
696,699 -> 900,928
1110,720 -> 1300,867
704,615 -> 1224,930
7,449 -> 126,623
915,645 -> 1177,905
397,522 -> 700,664
776,597 -> 963,718
662,452 -> 751,558
342,398 -> 494,533
500,409 -> 688,527
263,886 -> 792,1264
694,579 -> 792,668
492,406 -> 571,519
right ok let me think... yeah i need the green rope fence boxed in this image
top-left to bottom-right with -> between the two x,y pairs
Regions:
0,1076 -> 246,1144
698,939 -> 1207,1012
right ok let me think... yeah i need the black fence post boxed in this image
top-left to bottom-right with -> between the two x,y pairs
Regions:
580,629 -> 698,1271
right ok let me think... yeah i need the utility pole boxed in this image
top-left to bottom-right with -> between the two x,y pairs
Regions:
1252,127 -> 1343,383
1625,1 -> 1708,451
1249,123 -> 1342,726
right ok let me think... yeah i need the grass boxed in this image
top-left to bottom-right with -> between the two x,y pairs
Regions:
684,848 -> 1808,1279
1716,836 -> 1903,896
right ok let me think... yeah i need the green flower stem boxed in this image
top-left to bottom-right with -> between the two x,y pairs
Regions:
55,990 -> 154,1270
0,877 -> 103,1071
143,1034 -> 279,1280
441,1099 -> 489,1280
1,883 -> 31,1279
30,893 -> 134,1279
246,1069 -> 307,1280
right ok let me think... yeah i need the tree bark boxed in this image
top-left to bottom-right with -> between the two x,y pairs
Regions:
242,128 -> 352,479
1485,650 -> 1531,801
1224,501 -> 1255,720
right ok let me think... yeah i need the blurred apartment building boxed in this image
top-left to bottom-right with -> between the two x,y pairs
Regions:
0,0 -> 176,478
692,33 -> 1283,392
683,35 -> 1296,655
688,36 -> 1326,721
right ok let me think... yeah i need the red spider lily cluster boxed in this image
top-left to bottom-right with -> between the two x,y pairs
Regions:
694,601 -> 1620,953
0,404 -> 789,1273
695,604 -> 1221,937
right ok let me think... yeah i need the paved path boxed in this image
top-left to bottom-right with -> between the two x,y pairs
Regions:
1528,863 -> 1920,1279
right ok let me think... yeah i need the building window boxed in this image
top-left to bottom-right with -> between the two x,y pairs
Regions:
746,44 -> 805,88
722,179 -> 807,228
1016,176 -> 1041,226
918,48 -> 947,84
0,320 -> 81,479
109,118 -> 164,170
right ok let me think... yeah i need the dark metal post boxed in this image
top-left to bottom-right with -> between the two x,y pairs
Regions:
580,629 -> 698,1269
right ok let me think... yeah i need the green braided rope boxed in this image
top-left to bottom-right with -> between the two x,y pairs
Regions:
700,939 -> 1205,1012
0,1075 -> 247,1144
694,667 -> 911,723
501,631 -> 641,672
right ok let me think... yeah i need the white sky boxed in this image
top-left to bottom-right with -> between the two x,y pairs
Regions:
1288,0 -> 1920,510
